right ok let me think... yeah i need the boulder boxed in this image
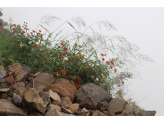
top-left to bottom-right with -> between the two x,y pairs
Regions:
107,98 -> 127,113
79,97 -> 96,110
26,73 -> 54,91
4,62 -> 31,83
50,78 -> 77,102
137,110 -> 156,116
97,101 -> 108,111
24,88 -> 50,113
0,99 -> 27,116
75,83 -> 112,109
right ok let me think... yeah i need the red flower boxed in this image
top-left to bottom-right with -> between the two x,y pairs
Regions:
30,32 -> 33,35
79,45 -> 81,48
21,31 -> 25,33
13,28 -> 16,31
114,69 -> 117,72
106,61 -> 109,64
75,84 -> 79,89
54,72 -> 57,76
64,47 -> 67,51
111,61 -> 114,65
102,58 -> 105,61
13,24 -> 16,27
69,75 -> 72,79
101,53 -> 104,56
20,42 -> 22,44
4,36 -> 6,38
7,53 -> 9,55
110,66 -> 113,69
46,52 -> 48,55
135,105 -> 139,108
33,44 -> 37,47
32,30 -> 35,33
78,52 -> 81,54
74,43 -> 77,45
77,77 -> 81,82
61,42 -> 64,46
120,75 -> 123,79
122,81 -> 124,84
39,30 -> 41,32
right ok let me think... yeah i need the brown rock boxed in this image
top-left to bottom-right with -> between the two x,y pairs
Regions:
0,82 -> 10,88
75,83 -> 112,108
92,110 -> 106,116
4,62 -> 31,83
26,73 -> 54,91
1,93 -> 7,99
0,66 -> 4,70
24,88 -> 50,113
68,103 -> 79,113
79,97 -> 96,110
137,110 -> 156,116
103,111 -> 116,116
97,101 -> 108,111
59,100 -> 69,109
5,74 -> 14,85
45,109 -> 62,116
108,98 -> 127,113
122,104 -> 137,116
0,99 -> 27,116
50,78 -> 77,102
51,100 -> 60,105
47,104 -> 61,111
48,89 -> 61,103
60,96 -> 72,107
61,106 -> 72,114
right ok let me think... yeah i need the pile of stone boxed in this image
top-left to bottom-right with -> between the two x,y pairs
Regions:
0,61 -> 156,116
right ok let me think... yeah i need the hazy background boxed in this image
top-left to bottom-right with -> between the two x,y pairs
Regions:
1,7 -> 164,116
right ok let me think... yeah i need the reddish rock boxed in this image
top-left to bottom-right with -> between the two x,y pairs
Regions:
50,78 -> 77,102
5,74 -> 14,85
0,99 -> 27,116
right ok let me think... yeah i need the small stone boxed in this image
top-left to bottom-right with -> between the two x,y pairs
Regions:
12,93 -> 22,106
47,104 -> 61,112
51,100 -> 60,105
97,101 -> 109,111
48,89 -> 61,103
81,108 -> 88,113
5,74 -> 14,85
24,81 -> 28,85
60,96 -> 72,107
68,103 -> 79,113
45,109 -> 62,116
0,70 -> 6,78
1,93 -> 7,99
60,100 -> 69,109
0,78 -> 5,83
74,110 -> 82,115
61,106 -> 72,114
0,88 -> 10,92
27,77 -> 32,81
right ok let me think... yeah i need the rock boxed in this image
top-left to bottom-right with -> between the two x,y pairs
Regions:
50,78 -> 77,102
47,104 -> 61,111
33,72 -> 41,77
0,60 -> 3,66
81,108 -> 89,114
12,82 -> 27,96
122,104 -> 137,116
75,83 -> 112,109
48,89 -> 61,103
74,110 -> 83,115
0,70 -> 6,78
24,88 -> 50,113
27,77 -> 32,81
12,93 -> 22,106
14,82 -> 25,87
1,93 -> 7,99
0,88 -> 10,92
61,106 -> 72,114
59,100 -> 69,109
135,112 -> 147,116
137,110 -> 156,116
7,97 -> 12,101
68,103 -> 79,113
45,109 -> 62,116
5,74 -> 14,85
0,66 -> 4,70
116,110 -> 126,116
0,82 -> 10,88
60,112 -> 76,116
0,78 -> 5,83
107,98 -> 127,113
4,62 -> 31,83
0,99 -> 27,116
92,110 -> 107,116
51,100 -> 60,105
97,101 -> 108,111
29,112 -> 44,116
26,73 -> 54,91
102,111 -> 116,116
79,97 -> 96,110
60,96 -> 72,107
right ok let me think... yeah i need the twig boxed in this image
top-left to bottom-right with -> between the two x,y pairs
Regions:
33,78 -> 34,88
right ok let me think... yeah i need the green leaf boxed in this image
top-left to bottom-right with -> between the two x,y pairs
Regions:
67,22 -> 77,31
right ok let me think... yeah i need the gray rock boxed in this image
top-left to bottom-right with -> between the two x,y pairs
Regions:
47,104 -> 61,112
97,101 -> 109,111
12,93 -> 22,106
60,100 -> 69,109
0,70 -> 6,78
0,78 -> 5,83
138,110 -> 156,116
